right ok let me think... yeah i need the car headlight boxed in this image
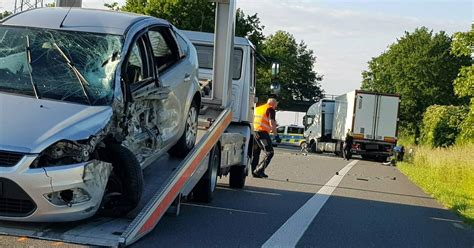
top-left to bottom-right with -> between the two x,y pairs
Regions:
31,140 -> 92,168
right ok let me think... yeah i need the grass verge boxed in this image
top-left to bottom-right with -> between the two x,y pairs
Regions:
398,144 -> 474,226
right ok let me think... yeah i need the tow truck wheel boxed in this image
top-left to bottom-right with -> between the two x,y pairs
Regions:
193,145 -> 220,202
169,101 -> 199,158
229,165 -> 246,188
99,144 -> 143,217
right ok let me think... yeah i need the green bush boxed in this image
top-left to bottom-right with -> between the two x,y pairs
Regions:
457,98 -> 474,144
420,105 -> 467,147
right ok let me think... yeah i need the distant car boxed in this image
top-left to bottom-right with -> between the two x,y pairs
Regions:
271,125 -> 305,147
0,8 -> 201,222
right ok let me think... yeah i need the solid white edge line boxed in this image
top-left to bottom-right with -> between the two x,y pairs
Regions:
262,160 -> 359,248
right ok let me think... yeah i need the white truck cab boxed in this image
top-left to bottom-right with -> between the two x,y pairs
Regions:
183,31 -> 257,124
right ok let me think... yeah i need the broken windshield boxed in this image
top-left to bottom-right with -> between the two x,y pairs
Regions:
0,26 -> 123,105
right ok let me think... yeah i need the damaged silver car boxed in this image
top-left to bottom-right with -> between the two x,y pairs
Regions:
0,8 -> 201,222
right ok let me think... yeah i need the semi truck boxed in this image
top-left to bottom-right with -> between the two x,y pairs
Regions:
0,0 -> 255,246
304,90 -> 400,161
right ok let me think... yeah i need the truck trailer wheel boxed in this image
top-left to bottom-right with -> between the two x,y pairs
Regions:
169,101 -> 199,158
99,144 -> 143,217
229,165 -> 246,188
310,141 -> 317,153
193,145 -> 220,202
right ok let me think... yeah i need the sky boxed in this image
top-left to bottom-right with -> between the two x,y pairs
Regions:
1,0 -> 472,96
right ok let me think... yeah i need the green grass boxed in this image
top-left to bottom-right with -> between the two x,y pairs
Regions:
398,144 -> 474,226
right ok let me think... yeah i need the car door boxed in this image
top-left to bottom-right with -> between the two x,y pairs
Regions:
122,33 -> 160,156
146,26 -> 191,146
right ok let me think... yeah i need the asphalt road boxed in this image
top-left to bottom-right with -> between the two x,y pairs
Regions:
132,145 -> 474,248
2,145 -> 473,247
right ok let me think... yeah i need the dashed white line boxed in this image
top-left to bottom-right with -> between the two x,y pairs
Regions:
262,160 -> 359,248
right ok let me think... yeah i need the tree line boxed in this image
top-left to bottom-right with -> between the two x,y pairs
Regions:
361,26 -> 473,146
0,11 -> 12,19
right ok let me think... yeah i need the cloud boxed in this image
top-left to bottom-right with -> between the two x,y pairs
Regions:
238,0 -> 469,95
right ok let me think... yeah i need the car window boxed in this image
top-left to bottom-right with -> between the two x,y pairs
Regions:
194,45 -> 243,80
297,127 -> 304,134
125,42 -> 145,84
277,126 -> 285,134
288,127 -> 304,134
148,29 -> 179,72
175,32 -> 189,57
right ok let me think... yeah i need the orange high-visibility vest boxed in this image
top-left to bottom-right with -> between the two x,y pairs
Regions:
254,103 -> 273,132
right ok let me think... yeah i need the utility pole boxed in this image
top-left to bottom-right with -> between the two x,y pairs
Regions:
14,0 -> 44,13
14,0 -> 82,13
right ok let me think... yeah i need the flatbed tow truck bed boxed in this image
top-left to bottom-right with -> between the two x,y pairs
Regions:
0,109 -> 232,247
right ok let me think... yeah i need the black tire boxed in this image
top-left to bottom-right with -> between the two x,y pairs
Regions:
229,165 -> 246,188
193,145 -> 220,203
310,141 -> 317,153
169,101 -> 199,158
377,156 -> 389,162
99,144 -> 143,217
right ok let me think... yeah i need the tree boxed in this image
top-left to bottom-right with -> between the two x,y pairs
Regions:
258,31 -> 323,108
104,2 -> 121,11
0,11 -> 12,19
361,27 -> 470,140
235,9 -> 265,50
451,26 -> 474,144
121,1 -> 265,48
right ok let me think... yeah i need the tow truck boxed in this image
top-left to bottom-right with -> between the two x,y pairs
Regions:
0,0 -> 253,246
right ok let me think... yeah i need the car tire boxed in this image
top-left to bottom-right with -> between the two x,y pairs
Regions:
229,165 -> 246,188
99,144 -> 143,217
169,101 -> 199,158
193,145 -> 220,203
300,141 -> 307,151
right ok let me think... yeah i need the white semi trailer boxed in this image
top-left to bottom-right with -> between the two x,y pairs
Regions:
304,90 -> 400,161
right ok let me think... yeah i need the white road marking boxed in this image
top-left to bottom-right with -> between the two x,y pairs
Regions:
217,186 -> 281,196
262,160 -> 359,248
182,203 -> 267,215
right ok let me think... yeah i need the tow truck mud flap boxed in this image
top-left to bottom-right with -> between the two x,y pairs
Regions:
0,108 -> 232,247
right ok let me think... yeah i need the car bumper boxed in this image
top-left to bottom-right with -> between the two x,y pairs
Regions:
0,154 -> 111,222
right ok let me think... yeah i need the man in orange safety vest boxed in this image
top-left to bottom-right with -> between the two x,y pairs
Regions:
251,98 -> 281,178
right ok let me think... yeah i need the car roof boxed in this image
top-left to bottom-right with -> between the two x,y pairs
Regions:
183,30 -> 255,48
0,8 -> 169,35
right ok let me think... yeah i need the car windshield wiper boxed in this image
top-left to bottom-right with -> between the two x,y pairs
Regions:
25,35 -> 40,99
51,42 -> 92,105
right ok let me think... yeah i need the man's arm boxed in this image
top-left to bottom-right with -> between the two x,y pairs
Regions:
270,119 -> 278,135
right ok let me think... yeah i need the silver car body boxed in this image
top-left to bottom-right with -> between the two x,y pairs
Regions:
0,8 -> 200,221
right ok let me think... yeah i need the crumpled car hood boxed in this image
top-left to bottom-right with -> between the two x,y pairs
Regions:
0,93 -> 113,154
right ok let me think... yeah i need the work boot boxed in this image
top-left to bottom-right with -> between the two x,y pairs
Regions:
254,170 -> 268,178
252,171 -> 262,178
